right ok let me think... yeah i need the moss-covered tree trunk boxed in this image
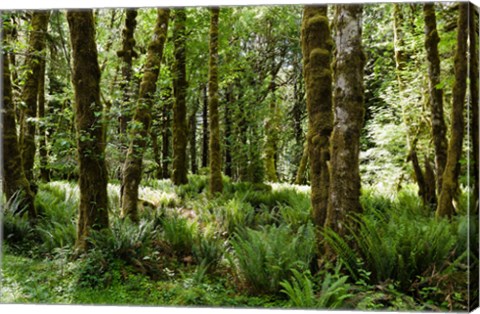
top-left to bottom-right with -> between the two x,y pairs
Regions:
301,6 -> 334,227
470,5 -> 479,213
423,3 -> 448,196
201,85 -> 209,169
162,88 -> 173,179
224,84 -> 233,177
38,58 -> 50,182
120,9 -> 170,221
294,140 -> 308,185
2,28 -> 37,220
325,4 -> 365,235
189,101 -> 198,174
117,9 -> 138,134
208,7 -> 223,194
67,10 -> 109,250
264,72 -> 280,183
172,9 -> 189,185
436,3 -> 468,218
20,11 -> 50,191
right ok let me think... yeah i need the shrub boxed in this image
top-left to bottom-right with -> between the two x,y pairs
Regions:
228,223 -> 315,295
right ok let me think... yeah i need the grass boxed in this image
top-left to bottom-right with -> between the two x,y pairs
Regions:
1,177 -> 473,311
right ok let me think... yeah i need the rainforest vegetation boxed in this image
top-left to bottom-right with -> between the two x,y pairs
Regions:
1,3 -> 479,311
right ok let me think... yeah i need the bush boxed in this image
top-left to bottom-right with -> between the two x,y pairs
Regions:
228,223 -> 315,294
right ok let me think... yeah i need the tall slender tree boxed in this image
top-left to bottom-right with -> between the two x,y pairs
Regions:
423,3 -> 448,196
117,8 -> 138,134
67,10 -> 109,250
172,9 -> 189,185
208,7 -> 223,194
2,25 -> 37,220
20,11 -> 50,191
38,58 -> 50,182
301,5 -> 334,227
470,5 -> 479,213
325,4 -> 365,235
436,3 -> 468,218
121,9 -> 170,222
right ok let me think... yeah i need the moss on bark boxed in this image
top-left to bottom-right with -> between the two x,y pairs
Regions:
423,3 -> 448,196
172,9 -> 189,186
121,9 -> 170,222
67,10 -> 109,250
301,6 -> 334,228
38,58 -> 50,182
2,30 -> 37,220
20,11 -> 50,190
208,7 -> 223,194
325,4 -> 365,235
118,9 -> 138,134
436,3 -> 468,218
470,5 -> 479,213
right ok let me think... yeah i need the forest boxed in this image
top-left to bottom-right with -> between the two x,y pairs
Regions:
0,2 -> 479,311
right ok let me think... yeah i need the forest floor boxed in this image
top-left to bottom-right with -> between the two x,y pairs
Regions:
1,175 -> 476,310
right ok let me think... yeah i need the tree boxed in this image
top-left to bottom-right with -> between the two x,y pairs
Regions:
208,7 -> 223,194
67,10 -> 110,250
325,4 -> 365,235
436,3 -> 468,218
172,9 -> 189,185
423,3 -> 448,196
120,9 -> 170,222
2,25 -> 37,220
117,8 -> 138,134
301,5 -> 334,227
470,5 -> 479,213
20,11 -> 50,191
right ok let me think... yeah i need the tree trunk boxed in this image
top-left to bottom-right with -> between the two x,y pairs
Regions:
189,100 -> 198,174
208,7 -> 223,194
121,9 -> 170,222
470,5 -> 479,213
20,11 -> 50,191
162,88 -> 173,179
202,84 -> 209,169
301,5 -> 334,228
172,9 -> 189,185
294,140 -> 308,185
118,9 -> 138,134
436,3 -> 468,218
67,10 -> 109,250
291,65 -> 306,181
224,84 -> 233,177
264,70 -> 279,183
38,58 -> 50,182
325,4 -> 365,235
2,29 -> 37,220
423,3 -> 448,196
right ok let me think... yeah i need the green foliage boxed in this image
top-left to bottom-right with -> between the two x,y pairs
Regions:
325,192 -> 461,289
229,223 -> 315,295
160,214 -> 198,257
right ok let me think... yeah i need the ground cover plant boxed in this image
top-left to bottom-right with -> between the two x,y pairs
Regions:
1,2 -> 478,311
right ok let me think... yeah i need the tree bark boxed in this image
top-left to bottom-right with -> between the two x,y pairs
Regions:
224,84 -> 233,177
470,5 -> 479,213
120,9 -> 170,222
2,28 -> 37,220
20,11 -> 50,191
162,88 -> 173,179
189,100 -> 198,174
38,58 -> 50,182
325,4 -> 365,235
423,3 -> 448,196
201,85 -> 209,169
264,69 -> 280,183
67,10 -> 109,250
172,9 -> 189,185
208,7 -> 223,194
301,5 -> 334,228
294,140 -> 308,185
436,3 -> 468,218
118,9 -> 138,134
